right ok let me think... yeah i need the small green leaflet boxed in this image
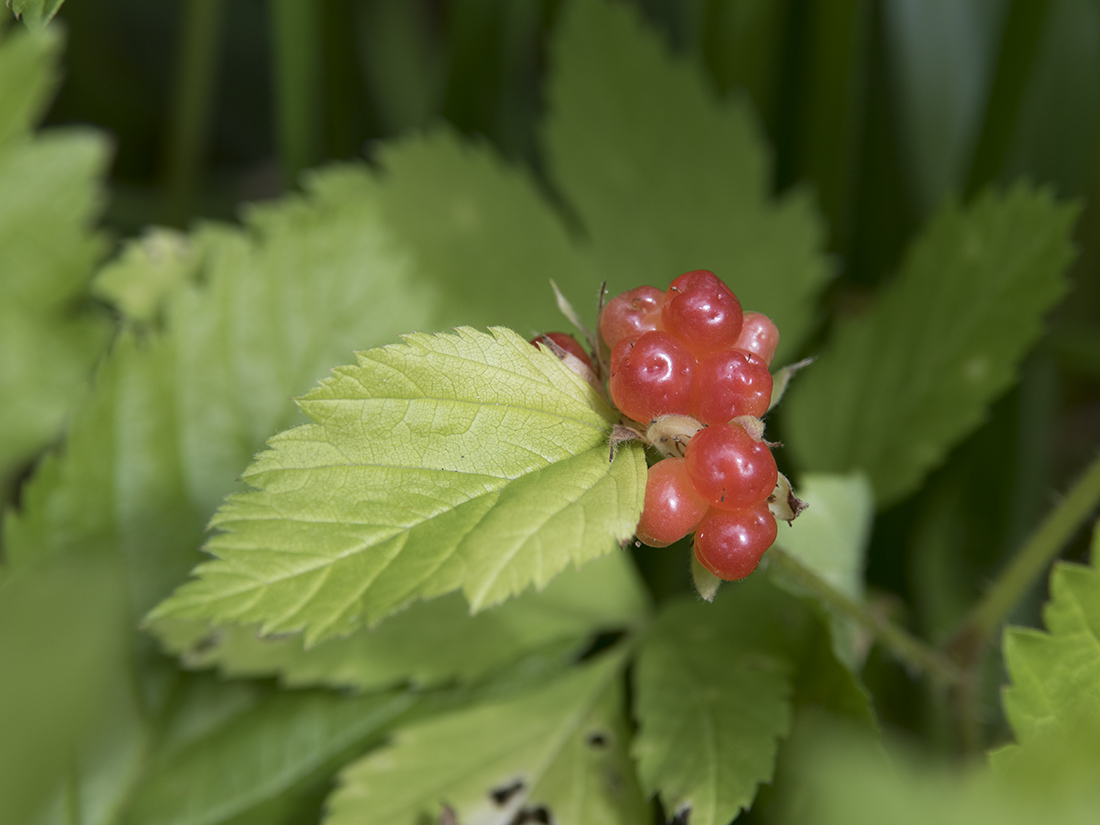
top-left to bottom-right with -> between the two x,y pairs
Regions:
150,327 -> 646,643
784,186 -> 1077,506
997,524 -> 1100,751
631,586 -> 796,825
326,652 -> 647,825
152,552 -> 648,693
544,0 -> 829,364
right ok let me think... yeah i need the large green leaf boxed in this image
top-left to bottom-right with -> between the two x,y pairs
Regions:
784,186 -> 1077,506
631,583 -> 797,825
150,326 -> 646,643
372,128 -> 603,334
544,0 -> 829,362
0,26 -> 111,482
122,682 -> 414,825
153,551 -> 648,693
326,652 -> 647,825
2,167 -> 438,824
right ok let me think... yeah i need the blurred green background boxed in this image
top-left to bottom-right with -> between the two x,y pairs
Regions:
7,0 -> 1100,744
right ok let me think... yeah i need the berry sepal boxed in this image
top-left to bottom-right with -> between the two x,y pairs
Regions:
691,554 -> 723,602
768,471 -> 808,523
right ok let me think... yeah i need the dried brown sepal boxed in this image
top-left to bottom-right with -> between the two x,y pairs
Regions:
768,356 -> 814,412
768,471 -> 808,523
645,414 -> 705,458
608,422 -> 645,462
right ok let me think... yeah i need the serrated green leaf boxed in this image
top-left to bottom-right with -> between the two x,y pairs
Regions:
149,327 -> 646,643
373,128 -> 603,335
153,551 -> 648,693
326,652 -> 646,825
6,0 -> 65,30
0,26 -> 111,481
998,525 -> 1100,749
544,0 -> 829,362
784,186 -> 1078,506
631,585 -> 797,825
3,167 -> 439,823
123,683 -> 414,825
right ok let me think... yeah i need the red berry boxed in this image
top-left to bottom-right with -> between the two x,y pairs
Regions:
684,423 -> 777,510
532,331 -> 595,370
609,331 -> 696,423
692,348 -> 773,424
693,502 -> 778,580
635,458 -> 710,547
733,311 -> 780,366
662,270 -> 743,355
600,286 -> 665,349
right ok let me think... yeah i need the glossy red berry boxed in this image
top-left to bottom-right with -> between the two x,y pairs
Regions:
733,311 -> 780,366
531,331 -> 595,371
684,423 -> 778,510
635,458 -> 710,547
692,348 -> 773,424
693,502 -> 778,580
609,331 -> 696,423
662,270 -> 743,355
599,285 -> 665,349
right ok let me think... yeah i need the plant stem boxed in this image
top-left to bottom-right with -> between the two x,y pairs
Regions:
768,546 -> 963,685
953,451 -> 1100,647
164,0 -> 224,223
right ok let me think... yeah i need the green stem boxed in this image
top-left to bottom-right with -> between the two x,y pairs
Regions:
954,451 -> 1100,645
768,546 -> 962,685
164,0 -> 224,222
269,0 -> 323,187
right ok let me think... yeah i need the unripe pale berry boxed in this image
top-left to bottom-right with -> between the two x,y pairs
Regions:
599,285 -> 665,349
693,502 -> 778,580
684,423 -> 778,510
662,270 -> 743,355
609,331 -> 696,423
635,458 -> 709,547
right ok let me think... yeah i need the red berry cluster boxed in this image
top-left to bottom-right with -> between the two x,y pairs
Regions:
601,270 -> 782,581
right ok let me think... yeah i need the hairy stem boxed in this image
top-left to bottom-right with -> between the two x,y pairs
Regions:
768,546 -> 963,685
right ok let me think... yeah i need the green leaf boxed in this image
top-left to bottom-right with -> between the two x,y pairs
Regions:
631,584 -> 798,824
771,473 -> 874,664
153,551 -> 648,693
784,186 -> 1078,506
123,683 -> 414,825
544,0 -> 829,363
3,167 -> 439,822
998,524 -> 1100,750
326,652 -> 647,825
6,0 -> 65,29
373,128 -> 603,335
149,326 -> 646,642
0,26 -> 111,481
0,558 -> 128,825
